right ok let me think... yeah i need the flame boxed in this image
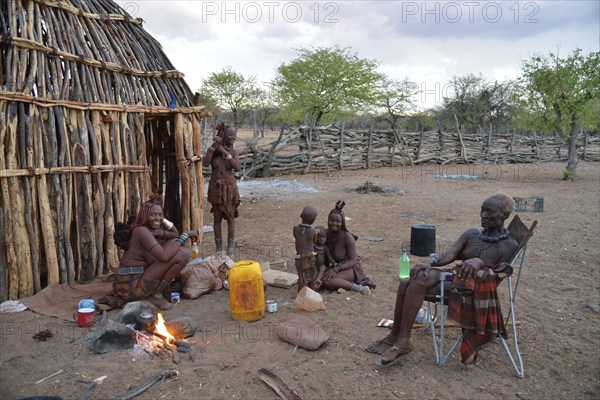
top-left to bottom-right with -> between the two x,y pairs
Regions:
154,313 -> 175,344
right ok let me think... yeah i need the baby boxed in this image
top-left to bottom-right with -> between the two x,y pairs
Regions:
311,226 -> 335,290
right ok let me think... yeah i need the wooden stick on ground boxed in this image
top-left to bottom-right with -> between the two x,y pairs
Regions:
35,369 -> 64,384
112,369 -> 179,400
78,375 -> 106,400
258,368 -> 303,400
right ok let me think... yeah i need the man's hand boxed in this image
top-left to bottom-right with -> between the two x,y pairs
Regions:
410,262 -> 431,279
453,258 -> 484,281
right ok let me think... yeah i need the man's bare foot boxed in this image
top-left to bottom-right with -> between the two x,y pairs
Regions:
379,344 -> 413,364
365,334 -> 397,354
148,296 -> 175,310
463,353 -> 479,369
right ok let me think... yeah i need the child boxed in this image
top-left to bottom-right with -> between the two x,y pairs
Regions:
311,226 -> 335,290
293,205 -> 317,292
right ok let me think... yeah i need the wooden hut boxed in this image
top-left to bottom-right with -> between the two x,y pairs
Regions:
0,0 -> 209,300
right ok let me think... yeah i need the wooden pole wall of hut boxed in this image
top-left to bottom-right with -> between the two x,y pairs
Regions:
0,102 -> 17,299
175,114 -> 191,232
7,103 -> 34,297
1,0 -> 209,298
91,112 -> 106,277
34,107 -> 59,290
0,211 -> 7,302
19,103 -> 41,293
100,118 -> 118,273
192,116 -> 204,241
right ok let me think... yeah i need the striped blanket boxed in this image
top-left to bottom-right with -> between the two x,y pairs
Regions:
447,273 -> 507,364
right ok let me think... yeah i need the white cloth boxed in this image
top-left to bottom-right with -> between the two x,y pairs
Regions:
0,300 -> 28,313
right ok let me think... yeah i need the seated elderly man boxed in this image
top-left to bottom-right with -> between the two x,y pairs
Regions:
366,193 -> 518,368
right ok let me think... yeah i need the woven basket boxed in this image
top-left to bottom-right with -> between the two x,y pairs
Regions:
295,286 -> 326,312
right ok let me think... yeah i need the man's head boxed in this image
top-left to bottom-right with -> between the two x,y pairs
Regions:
300,205 -> 317,225
481,193 -> 514,229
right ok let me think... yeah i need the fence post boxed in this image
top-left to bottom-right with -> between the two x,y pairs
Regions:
367,118 -> 374,169
339,122 -> 345,170
416,127 -> 423,160
510,128 -> 515,153
391,129 -> 397,167
486,123 -> 492,155
582,129 -> 587,160
304,119 -> 315,174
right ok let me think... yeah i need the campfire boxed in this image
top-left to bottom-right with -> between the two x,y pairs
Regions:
134,313 -> 194,363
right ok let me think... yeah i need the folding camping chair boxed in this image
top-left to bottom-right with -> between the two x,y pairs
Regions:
424,215 -> 537,377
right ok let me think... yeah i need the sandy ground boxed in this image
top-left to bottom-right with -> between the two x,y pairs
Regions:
1,160 -> 599,400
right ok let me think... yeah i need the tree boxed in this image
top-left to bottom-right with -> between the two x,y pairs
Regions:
375,77 -> 419,129
252,85 -> 279,139
193,91 -> 220,125
516,48 -> 600,178
441,74 -> 515,134
273,46 -> 384,125
198,67 -> 261,130
404,109 -> 438,132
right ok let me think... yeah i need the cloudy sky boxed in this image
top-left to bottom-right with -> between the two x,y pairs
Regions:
116,0 -> 598,108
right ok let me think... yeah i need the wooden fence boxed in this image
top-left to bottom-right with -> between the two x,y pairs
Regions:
233,126 -> 599,178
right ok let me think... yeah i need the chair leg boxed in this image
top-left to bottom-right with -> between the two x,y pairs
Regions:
426,301 -> 441,364
427,279 -> 462,367
500,276 -> 525,378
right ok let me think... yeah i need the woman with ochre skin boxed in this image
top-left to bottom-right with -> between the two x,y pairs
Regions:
203,123 -> 241,258
320,201 -> 375,296
101,194 -> 198,310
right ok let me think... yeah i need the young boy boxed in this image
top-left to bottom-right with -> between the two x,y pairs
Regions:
311,226 -> 335,290
293,205 -> 318,292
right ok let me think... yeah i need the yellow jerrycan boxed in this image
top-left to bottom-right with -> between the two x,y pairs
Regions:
229,260 -> 265,321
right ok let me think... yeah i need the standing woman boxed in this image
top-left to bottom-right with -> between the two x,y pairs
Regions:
321,201 -> 376,296
101,194 -> 198,310
203,123 -> 241,257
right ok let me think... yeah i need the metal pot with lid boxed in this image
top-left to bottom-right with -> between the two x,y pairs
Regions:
137,312 -> 157,333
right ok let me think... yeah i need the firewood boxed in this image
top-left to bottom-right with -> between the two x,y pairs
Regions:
258,368 -> 303,400
112,369 -> 179,400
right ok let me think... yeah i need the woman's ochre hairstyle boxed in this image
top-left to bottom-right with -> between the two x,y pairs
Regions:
113,214 -> 136,251
328,200 -> 348,232
114,194 -> 164,250
215,122 -> 228,137
328,200 -> 358,240
132,194 -> 164,230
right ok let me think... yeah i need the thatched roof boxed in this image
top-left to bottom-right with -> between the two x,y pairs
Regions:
1,0 -> 205,115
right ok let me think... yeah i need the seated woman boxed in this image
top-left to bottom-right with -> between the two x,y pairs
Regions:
320,201 -> 375,296
100,194 -> 198,310
366,193 -> 518,368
